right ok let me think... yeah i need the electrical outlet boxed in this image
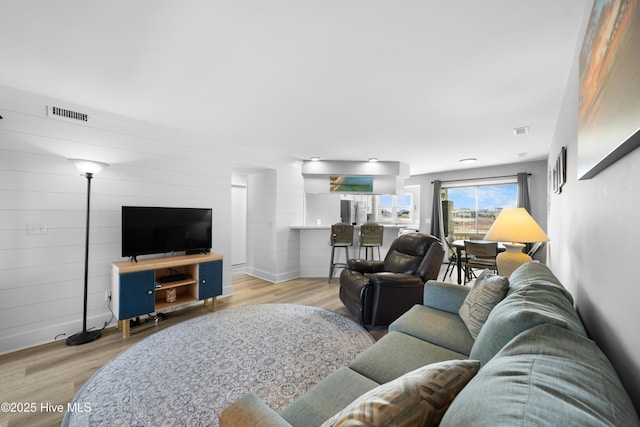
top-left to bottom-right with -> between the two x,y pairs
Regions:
105,291 -> 111,302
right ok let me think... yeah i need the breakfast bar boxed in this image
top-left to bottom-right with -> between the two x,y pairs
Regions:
290,224 -> 418,277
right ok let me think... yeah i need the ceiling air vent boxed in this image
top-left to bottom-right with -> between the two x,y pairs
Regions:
513,126 -> 529,136
47,106 -> 90,123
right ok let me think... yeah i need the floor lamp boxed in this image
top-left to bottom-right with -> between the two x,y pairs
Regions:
66,159 -> 109,346
483,207 -> 550,278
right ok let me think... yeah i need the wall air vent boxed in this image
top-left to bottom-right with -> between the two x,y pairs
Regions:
47,106 -> 90,123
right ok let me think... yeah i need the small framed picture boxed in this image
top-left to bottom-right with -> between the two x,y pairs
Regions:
552,146 -> 567,194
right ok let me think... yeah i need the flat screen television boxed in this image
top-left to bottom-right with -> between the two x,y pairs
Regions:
122,206 -> 212,259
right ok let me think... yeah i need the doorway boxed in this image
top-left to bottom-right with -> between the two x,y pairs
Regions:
231,182 -> 247,274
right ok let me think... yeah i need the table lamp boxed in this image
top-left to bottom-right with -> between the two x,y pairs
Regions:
483,207 -> 549,277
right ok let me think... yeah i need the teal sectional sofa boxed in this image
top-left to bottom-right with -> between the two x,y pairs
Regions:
220,262 -> 639,426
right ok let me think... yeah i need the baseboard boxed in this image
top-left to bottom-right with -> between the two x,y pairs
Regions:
0,312 -> 114,356
245,267 -> 300,283
231,263 -> 247,278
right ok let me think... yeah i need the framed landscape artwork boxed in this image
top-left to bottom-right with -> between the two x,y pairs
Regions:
329,176 -> 374,192
578,0 -> 640,180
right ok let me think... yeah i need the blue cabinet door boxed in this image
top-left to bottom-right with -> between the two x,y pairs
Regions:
198,260 -> 222,299
119,270 -> 155,318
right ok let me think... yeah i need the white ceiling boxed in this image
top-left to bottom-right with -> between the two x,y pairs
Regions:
0,1 -> 589,175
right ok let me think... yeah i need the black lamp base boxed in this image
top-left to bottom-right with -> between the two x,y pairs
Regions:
66,329 -> 102,346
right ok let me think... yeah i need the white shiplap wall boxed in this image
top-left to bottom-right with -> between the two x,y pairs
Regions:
0,86 -> 303,354
245,164 -> 303,283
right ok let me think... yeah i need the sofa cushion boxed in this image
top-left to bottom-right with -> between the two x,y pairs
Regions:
323,360 -> 480,427
469,268 -> 586,365
441,324 -> 640,427
219,393 -> 292,427
390,305 -> 474,355
423,281 -> 470,314
349,331 -> 468,384
280,367 -> 379,427
459,270 -> 509,339
507,261 -> 574,303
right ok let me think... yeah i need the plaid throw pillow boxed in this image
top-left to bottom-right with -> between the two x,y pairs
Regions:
459,270 -> 509,339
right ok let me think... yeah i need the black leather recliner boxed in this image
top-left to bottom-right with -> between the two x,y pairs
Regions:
339,232 -> 444,327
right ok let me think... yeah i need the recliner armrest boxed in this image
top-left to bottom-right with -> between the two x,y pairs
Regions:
219,393 -> 292,427
423,280 -> 470,314
347,258 -> 385,273
368,273 -> 425,326
368,272 -> 424,288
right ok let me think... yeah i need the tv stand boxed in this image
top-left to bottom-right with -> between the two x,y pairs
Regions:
111,252 -> 223,338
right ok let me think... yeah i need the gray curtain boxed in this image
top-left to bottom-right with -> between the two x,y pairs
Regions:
517,173 -> 531,212
517,172 -> 532,252
430,180 -> 444,240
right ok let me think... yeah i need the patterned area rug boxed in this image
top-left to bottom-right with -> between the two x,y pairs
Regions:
62,304 -> 374,426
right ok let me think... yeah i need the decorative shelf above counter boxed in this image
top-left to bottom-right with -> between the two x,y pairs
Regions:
301,160 -> 409,194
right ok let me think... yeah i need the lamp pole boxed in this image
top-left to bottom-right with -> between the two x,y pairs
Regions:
66,159 -> 108,346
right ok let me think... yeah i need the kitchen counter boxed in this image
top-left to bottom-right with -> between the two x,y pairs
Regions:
290,223 -> 417,229
290,224 -> 419,278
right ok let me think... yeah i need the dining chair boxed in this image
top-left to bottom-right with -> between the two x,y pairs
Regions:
463,241 -> 498,283
527,242 -> 545,259
442,235 -> 468,281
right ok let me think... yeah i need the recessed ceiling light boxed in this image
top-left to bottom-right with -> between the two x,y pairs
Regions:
459,158 -> 477,164
368,158 -> 378,162
310,157 -> 320,162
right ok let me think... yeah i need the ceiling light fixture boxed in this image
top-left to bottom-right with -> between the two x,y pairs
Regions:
459,158 -> 477,165
310,157 -> 320,162
368,158 -> 378,162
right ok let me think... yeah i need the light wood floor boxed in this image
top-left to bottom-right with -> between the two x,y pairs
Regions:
0,266 -> 460,427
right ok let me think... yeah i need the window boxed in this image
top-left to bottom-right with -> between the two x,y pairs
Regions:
441,181 -> 517,240
376,193 -> 413,223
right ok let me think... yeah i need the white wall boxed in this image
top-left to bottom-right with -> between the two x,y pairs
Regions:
274,165 -> 304,281
547,0 -> 640,409
246,170 -> 278,281
0,86 -> 303,354
246,165 -> 303,283
305,193 -> 342,226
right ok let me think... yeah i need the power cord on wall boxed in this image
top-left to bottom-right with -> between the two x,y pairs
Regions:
54,292 -> 115,341
102,292 -> 114,330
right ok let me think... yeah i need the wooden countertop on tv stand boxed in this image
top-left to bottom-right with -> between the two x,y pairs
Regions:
112,252 -> 223,274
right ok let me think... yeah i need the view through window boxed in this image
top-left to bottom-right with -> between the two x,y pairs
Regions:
441,183 -> 517,240
376,194 -> 413,223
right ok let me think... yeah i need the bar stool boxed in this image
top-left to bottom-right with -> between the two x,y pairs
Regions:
329,223 -> 354,282
358,222 -> 383,260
